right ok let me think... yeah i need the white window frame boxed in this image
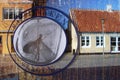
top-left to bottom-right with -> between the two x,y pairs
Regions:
81,36 -> 91,48
96,36 -> 105,47
3,8 -> 23,20
111,36 -> 120,52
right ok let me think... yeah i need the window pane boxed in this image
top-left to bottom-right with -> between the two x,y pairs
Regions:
15,9 -> 22,19
86,36 -> 90,46
111,42 -> 116,46
96,36 -> 100,46
87,40 -> 89,42
19,9 -> 22,13
118,47 -> 120,51
96,42 -> 99,46
82,40 -> 85,42
81,37 -> 85,40
82,42 -> 85,46
9,9 -> 14,19
101,42 -> 103,46
101,37 -> 103,46
81,37 -> 85,42
101,36 -> 103,40
14,9 -> 19,18
18,9 -> 23,19
15,9 -> 19,15
101,39 -> 103,42
118,37 -> 120,41
86,42 -> 89,46
96,40 -> 99,43
96,37 -> 99,40
3,9 -> 9,19
111,37 -> 116,41
111,46 -> 115,51
118,42 -> 120,46
101,36 -> 103,41
81,36 -> 85,46
86,36 -> 89,40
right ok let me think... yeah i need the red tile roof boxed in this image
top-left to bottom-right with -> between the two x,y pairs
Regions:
70,9 -> 120,33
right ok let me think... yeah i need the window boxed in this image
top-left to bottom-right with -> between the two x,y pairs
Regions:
111,37 -> 120,52
96,36 -> 104,47
81,36 -> 90,47
3,8 -> 23,20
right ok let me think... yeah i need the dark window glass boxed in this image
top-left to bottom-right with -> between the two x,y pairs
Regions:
3,9 -> 9,19
3,8 -> 22,19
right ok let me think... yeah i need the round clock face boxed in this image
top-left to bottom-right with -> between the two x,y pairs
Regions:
13,17 -> 67,66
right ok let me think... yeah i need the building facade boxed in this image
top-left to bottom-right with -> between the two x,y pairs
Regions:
0,0 -> 32,55
70,9 -> 120,54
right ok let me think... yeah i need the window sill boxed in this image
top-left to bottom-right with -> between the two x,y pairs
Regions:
3,19 -> 22,20
111,51 -> 120,53
96,46 -> 105,48
81,46 -> 91,48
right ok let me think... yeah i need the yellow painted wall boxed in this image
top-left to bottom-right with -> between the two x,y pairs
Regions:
71,24 -> 78,53
0,1 -> 32,55
1,33 -> 12,54
0,2 -> 32,31
79,33 -> 111,54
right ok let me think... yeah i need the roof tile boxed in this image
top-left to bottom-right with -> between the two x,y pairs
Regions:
71,9 -> 120,33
